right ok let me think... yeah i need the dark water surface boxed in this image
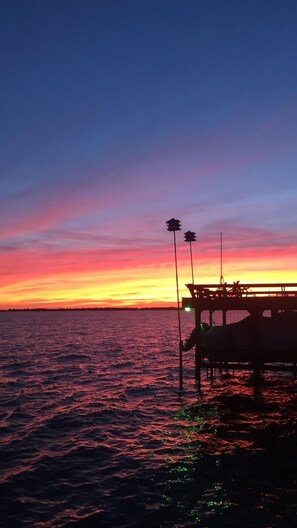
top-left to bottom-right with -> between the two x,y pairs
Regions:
0,310 -> 296,527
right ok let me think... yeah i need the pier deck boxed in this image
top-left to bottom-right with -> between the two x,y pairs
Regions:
182,282 -> 297,313
181,282 -> 297,386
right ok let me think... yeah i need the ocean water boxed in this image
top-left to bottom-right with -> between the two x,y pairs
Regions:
0,309 -> 296,528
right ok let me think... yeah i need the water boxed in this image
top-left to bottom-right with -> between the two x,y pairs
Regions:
0,310 -> 296,527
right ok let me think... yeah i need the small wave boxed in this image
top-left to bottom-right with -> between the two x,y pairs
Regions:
1,311 -> 296,528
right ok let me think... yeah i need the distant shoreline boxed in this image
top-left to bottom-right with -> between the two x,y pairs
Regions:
0,307 -> 179,312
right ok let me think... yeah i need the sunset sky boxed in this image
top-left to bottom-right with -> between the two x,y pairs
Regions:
1,0 -> 296,309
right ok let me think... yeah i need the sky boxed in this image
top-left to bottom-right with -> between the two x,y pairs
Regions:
0,0 -> 297,309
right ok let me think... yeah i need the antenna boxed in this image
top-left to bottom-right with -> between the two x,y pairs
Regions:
220,231 -> 224,284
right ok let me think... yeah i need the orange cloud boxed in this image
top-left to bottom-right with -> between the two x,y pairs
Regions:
0,229 -> 296,309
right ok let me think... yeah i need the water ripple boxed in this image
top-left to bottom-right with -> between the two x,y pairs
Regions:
0,310 -> 296,527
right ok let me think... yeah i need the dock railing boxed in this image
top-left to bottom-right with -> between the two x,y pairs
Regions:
182,282 -> 297,388
186,282 -> 297,300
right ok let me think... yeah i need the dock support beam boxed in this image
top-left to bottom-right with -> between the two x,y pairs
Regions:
195,309 -> 202,390
223,308 -> 227,326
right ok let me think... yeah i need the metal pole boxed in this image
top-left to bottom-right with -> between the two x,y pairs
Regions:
173,230 -> 183,392
190,241 -> 194,283
166,218 -> 183,392
220,231 -> 224,284
184,231 -> 196,285
173,230 -> 182,344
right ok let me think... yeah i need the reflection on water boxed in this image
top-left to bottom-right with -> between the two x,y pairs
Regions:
0,310 -> 296,527
161,373 -> 297,527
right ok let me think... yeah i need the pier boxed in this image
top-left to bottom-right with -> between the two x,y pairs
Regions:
182,282 -> 297,388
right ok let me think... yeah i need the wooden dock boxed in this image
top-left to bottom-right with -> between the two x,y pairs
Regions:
181,282 -> 297,387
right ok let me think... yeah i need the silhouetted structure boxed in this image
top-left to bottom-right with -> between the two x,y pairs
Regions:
182,282 -> 297,389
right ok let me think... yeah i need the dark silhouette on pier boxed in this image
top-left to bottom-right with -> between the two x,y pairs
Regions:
182,282 -> 297,388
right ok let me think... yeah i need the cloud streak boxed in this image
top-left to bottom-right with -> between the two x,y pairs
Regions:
1,1 -> 296,307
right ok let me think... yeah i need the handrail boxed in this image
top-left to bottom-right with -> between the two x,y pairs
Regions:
186,283 -> 297,288
186,282 -> 297,300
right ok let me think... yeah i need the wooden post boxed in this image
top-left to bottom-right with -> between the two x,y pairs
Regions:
223,309 -> 227,326
195,308 -> 202,390
209,310 -> 213,326
250,314 -> 261,383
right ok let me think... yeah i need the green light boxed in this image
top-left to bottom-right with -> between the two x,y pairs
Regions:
184,306 -> 191,312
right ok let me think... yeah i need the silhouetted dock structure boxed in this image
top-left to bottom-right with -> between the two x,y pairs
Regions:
182,282 -> 297,388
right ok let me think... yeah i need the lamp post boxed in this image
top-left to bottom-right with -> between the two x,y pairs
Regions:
166,218 -> 183,392
184,230 -> 196,284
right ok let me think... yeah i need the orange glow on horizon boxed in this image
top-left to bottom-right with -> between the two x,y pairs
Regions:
0,239 -> 296,309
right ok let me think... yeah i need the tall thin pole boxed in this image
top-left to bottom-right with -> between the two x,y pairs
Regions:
173,230 -> 182,344
190,241 -> 194,284
184,231 -> 197,284
220,231 -> 224,284
166,218 -> 183,392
